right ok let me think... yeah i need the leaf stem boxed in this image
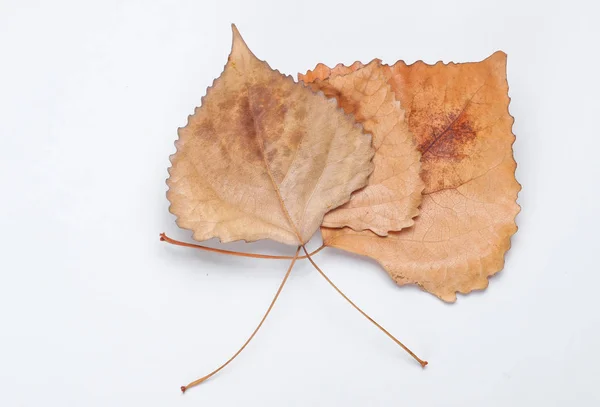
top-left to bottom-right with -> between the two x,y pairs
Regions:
301,246 -> 428,368
180,246 -> 302,394
160,233 -> 324,260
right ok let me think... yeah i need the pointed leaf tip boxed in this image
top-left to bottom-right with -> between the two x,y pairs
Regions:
229,24 -> 255,64
231,23 -> 241,39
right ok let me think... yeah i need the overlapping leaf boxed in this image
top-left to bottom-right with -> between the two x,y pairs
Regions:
302,60 -> 423,235
307,53 -> 520,301
299,61 -> 365,83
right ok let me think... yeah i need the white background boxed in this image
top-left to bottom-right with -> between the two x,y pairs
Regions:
1,0 -> 599,406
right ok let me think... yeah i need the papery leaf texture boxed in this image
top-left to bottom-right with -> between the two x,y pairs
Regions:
302,60 -> 423,235
308,52 -> 520,302
299,61 -> 365,83
167,25 -> 374,245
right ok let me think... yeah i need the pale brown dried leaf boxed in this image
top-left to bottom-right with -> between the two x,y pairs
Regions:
301,60 -> 423,235
299,61 -> 365,83
321,52 -> 521,302
167,26 -> 374,245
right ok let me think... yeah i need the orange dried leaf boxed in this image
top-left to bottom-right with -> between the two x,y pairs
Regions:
167,26 -> 374,245
302,60 -> 423,235
321,52 -> 521,302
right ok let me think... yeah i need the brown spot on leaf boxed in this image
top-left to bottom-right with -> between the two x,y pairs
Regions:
234,95 -> 263,165
266,148 -> 277,163
294,106 -> 307,121
289,130 -> 304,149
419,109 -> 477,162
282,146 -> 292,157
197,119 -> 216,137
218,98 -> 236,111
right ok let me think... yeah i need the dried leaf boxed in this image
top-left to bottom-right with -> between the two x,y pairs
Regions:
299,61 -> 365,83
302,60 -> 423,235
320,52 -> 521,302
167,26 -> 374,245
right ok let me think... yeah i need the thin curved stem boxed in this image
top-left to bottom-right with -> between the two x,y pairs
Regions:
160,233 -> 325,260
301,246 -> 428,368
180,246 -> 302,393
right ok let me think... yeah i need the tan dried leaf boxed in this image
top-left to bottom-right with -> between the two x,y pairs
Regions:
301,60 -> 423,235
167,26 -> 374,245
321,52 -> 521,302
299,61 -> 365,83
